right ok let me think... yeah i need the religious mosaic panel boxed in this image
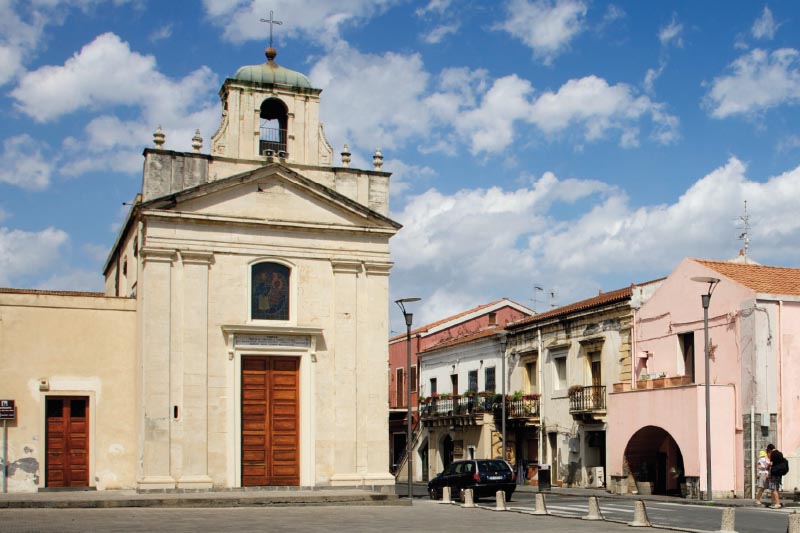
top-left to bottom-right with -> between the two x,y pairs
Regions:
251,262 -> 290,320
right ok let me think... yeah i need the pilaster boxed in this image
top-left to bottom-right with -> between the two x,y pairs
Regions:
177,250 -> 214,489
329,259 -> 362,486
138,247 -> 177,490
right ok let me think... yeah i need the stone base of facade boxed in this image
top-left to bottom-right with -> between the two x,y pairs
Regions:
176,475 -> 214,490
329,473 -> 365,486
137,476 -> 177,491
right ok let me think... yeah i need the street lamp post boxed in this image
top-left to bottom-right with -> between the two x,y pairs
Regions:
500,333 -> 508,463
395,297 -> 421,499
691,276 -> 720,501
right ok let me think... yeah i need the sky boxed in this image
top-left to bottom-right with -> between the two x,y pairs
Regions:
1,0 -> 800,333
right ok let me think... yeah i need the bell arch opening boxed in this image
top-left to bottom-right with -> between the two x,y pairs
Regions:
623,425 -> 685,496
259,98 -> 288,155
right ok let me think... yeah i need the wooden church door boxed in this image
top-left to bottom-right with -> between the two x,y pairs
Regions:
241,356 -> 300,486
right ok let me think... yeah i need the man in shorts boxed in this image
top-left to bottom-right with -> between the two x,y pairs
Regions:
766,444 -> 786,509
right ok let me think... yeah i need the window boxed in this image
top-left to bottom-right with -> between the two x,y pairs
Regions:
468,370 -> 478,392
589,351 -> 602,387
488,312 -> 497,326
251,262 -> 290,320
396,368 -> 405,408
552,350 -> 567,390
679,332 -> 695,383
450,374 -> 458,395
526,360 -> 538,393
430,378 -> 438,396
410,365 -> 417,393
485,366 -> 496,392
122,256 -> 128,276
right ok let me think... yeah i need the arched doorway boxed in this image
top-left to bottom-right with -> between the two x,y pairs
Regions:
623,426 -> 684,496
442,435 -> 454,469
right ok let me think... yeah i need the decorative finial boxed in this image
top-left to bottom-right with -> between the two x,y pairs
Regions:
191,129 -> 203,153
372,147 -> 383,170
260,10 -> 283,49
153,125 -> 165,148
341,144 -> 351,168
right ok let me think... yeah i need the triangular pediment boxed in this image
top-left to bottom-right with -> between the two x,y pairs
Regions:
142,164 -> 400,232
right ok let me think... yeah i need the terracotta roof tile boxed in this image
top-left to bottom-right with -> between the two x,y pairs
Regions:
418,327 -> 504,354
692,259 -> 800,296
389,298 -> 522,342
506,286 -> 633,329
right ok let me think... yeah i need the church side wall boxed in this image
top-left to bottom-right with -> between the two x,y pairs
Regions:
0,292 -> 137,492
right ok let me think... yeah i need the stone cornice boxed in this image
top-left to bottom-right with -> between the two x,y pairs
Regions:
179,250 -> 215,265
140,247 -> 177,263
330,259 -> 362,274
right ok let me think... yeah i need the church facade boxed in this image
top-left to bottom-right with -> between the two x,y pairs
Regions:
0,47 -> 399,492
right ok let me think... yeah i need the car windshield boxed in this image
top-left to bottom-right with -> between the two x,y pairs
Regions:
478,460 -> 510,473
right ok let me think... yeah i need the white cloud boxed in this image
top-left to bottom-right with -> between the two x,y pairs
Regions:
202,0 -> 399,46
496,0 -> 587,65
752,6 -> 777,40
37,268 -> 105,292
0,226 -> 70,286
0,1 -> 46,86
415,0 -> 452,16
310,42 -> 431,152
659,14 -> 683,47
529,75 -> 679,146
454,75 -> 536,154
11,32 -> 217,124
149,23 -> 173,43
310,42 -> 677,158
778,135 -> 800,153
82,242 -> 110,263
421,23 -> 460,44
390,158 -> 800,327
9,32 -> 220,178
0,135 -> 53,190
705,48 -> 800,118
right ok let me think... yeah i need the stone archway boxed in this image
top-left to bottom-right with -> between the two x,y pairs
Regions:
442,435 -> 454,469
623,426 -> 685,496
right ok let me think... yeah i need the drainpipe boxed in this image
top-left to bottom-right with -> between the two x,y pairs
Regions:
777,301 -> 783,449
538,328 -> 545,467
750,404 -> 755,499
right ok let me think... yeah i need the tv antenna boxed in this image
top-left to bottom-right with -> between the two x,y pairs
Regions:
737,200 -> 751,260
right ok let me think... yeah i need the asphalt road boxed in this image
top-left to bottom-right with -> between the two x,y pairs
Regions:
487,492 -> 794,533
0,502 -> 643,533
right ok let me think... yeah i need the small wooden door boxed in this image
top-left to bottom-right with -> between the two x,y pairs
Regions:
242,356 -> 299,486
46,397 -> 89,487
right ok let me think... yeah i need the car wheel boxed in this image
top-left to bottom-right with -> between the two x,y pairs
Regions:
458,487 -> 466,502
429,487 -> 438,500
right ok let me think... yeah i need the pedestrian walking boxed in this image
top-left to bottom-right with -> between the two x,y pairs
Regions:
754,450 -> 770,506
766,443 -> 789,509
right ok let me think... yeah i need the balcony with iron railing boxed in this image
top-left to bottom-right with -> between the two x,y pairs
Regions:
419,392 -> 540,427
568,385 -> 606,421
259,127 -> 287,155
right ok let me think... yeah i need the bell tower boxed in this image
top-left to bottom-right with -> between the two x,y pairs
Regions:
210,46 -> 333,166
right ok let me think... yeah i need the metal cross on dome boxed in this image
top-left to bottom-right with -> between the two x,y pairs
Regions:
260,10 -> 283,48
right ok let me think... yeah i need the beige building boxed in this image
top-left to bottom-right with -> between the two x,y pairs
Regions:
0,46 -> 399,492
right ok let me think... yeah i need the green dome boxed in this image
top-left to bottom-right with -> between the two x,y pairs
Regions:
233,47 -> 313,89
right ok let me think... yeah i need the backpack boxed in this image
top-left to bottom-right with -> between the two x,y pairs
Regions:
771,451 -> 789,476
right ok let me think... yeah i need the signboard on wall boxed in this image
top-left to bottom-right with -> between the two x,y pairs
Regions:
453,440 -> 464,457
0,399 -> 16,420
235,334 -> 310,348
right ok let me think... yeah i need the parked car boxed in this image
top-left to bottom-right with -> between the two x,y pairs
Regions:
427,459 -> 516,501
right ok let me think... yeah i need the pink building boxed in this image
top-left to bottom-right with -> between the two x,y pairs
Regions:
607,258 -> 800,499
387,299 -> 533,474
